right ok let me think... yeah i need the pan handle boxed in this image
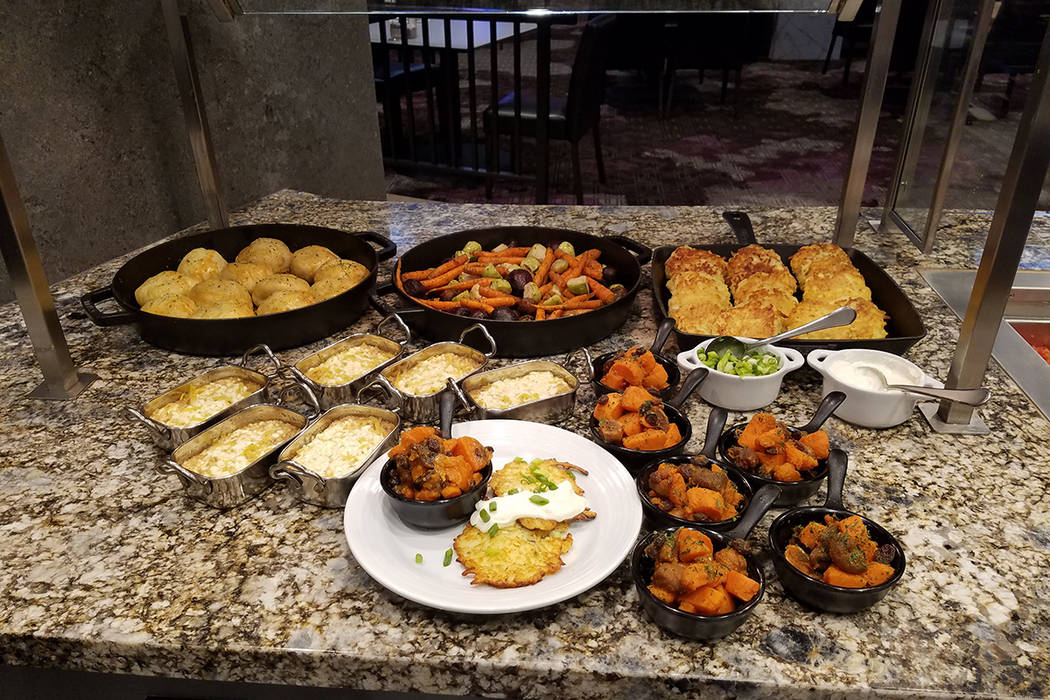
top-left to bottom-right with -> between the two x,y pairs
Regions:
701,406 -> 728,459
722,211 -> 758,246
369,280 -> 400,316
240,344 -> 284,378
650,317 -> 676,354
123,407 -> 169,442
605,235 -> 652,266
375,313 -> 413,347
459,323 -> 497,358
665,366 -> 709,410
355,231 -> 397,262
81,286 -> 136,327
797,391 -> 846,434
721,484 -> 782,541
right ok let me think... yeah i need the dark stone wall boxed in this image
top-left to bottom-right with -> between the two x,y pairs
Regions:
0,1 -> 384,302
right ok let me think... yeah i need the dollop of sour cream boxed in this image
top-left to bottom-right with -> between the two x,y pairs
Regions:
828,359 -> 916,393
469,481 -> 587,530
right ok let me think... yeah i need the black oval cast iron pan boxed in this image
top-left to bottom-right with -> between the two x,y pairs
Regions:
81,223 -> 396,356
651,211 -> 926,355
370,226 -> 652,357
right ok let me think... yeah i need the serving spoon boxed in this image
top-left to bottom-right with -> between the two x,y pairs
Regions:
706,306 -> 857,357
851,365 -> 991,406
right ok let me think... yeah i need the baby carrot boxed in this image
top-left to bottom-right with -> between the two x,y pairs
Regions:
422,264 -> 466,290
534,248 -> 556,286
425,255 -> 469,280
460,298 -> 494,314
587,276 -> 616,304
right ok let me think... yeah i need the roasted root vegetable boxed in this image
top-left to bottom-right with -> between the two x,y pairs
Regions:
396,241 -> 621,321
644,528 -> 761,615
387,427 -> 492,501
784,513 -> 896,588
645,457 -> 745,523
593,392 -> 682,451
725,412 -> 830,482
599,346 -> 670,392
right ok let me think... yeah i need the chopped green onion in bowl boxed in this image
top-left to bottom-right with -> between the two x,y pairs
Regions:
699,348 -> 781,377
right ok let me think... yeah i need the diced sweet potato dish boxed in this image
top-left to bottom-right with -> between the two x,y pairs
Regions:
593,387 -> 681,451
725,412 -> 829,482
387,426 -> 492,501
784,514 -> 897,588
599,346 -> 669,392
645,528 -> 761,615
645,457 -> 744,523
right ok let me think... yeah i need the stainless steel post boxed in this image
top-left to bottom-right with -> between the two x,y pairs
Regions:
0,133 -> 98,400
834,0 -> 902,246
161,0 -> 229,230
938,23 -> 1050,425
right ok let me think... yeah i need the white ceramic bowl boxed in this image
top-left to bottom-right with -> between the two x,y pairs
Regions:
807,348 -> 940,429
677,338 -> 804,411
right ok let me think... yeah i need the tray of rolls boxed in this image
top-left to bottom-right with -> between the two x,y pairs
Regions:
650,212 -> 926,355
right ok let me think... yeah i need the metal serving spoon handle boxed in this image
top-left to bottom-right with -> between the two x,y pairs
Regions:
707,306 -> 856,357
853,365 -> 991,406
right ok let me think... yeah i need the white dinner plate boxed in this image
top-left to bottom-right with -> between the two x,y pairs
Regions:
344,419 -> 642,614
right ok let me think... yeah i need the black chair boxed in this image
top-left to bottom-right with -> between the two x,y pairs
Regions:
484,14 -> 615,204
822,0 -> 877,87
373,45 -> 450,159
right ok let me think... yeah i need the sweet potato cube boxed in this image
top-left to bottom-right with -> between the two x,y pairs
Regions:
798,430 -> 830,459
681,584 -> 733,616
823,565 -> 868,588
724,569 -> 761,602
675,528 -> 713,563
601,372 -> 629,391
623,429 -> 668,451
685,487 -> 725,522
797,522 -> 827,550
637,349 -> 658,373
642,363 -> 669,390
784,544 -> 813,575
621,386 -> 652,412
663,423 -> 682,447
772,462 -> 802,482
785,442 -> 819,470
593,393 -> 624,421
864,562 -> 895,586
609,359 -> 646,386
621,413 -> 644,436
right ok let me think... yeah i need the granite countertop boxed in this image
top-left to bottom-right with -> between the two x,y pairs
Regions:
1,191 -> 1047,698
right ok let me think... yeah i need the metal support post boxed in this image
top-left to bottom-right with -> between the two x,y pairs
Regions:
881,0 -> 995,253
834,0 -> 902,246
937,23 -> 1050,427
161,0 -> 230,230
0,133 -> 98,400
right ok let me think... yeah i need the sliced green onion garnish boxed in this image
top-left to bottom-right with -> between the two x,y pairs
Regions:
443,549 -> 453,567
487,524 -> 500,537
508,488 -> 519,495
489,502 -> 497,512
414,553 -> 423,564
479,508 -> 490,523
530,495 -> 550,505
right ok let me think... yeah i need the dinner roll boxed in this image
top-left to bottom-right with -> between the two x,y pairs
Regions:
140,294 -> 197,318
251,273 -> 310,306
310,276 -> 357,301
177,248 -> 227,281
314,258 -> 369,287
219,262 -> 269,293
134,270 -> 196,307
256,290 -> 315,315
236,237 -> 293,273
191,300 -> 255,319
188,278 -> 253,308
290,245 -> 339,282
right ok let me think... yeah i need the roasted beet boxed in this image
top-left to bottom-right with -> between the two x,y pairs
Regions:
505,268 -> 534,295
468,309 -> 488,319
403,278 -> 427,297
489,307 -> 517,321
454,307 -> 475,317
601,266 -> 617,285
439,289 -> 456,302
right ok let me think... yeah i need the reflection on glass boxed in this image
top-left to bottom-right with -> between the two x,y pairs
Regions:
239,0 -> 831,15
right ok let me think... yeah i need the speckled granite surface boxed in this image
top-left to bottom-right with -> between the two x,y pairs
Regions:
1,191 -> 1047,698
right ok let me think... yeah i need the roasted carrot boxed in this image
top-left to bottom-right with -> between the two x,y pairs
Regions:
587,276 -> 616,304
534,248 -> 556,286
402,268 -> 435,281
565,298 -> 602,310
417,299 -> 461,311
486,296 -> 519,308
583,259 -> 603,279
549,309 -> 565,318
425,255 -> 468,280
429,278 -> 494,294
477,246 -> 530,258
536,307 -> 546,320
421,263 -> 466,290
460,298 -> 494,314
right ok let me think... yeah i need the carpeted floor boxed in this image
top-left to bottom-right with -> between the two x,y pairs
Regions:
384,24 -> 1047,210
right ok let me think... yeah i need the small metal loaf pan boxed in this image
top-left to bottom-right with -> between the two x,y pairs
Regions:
374,323 -> 496,423
126,344 -> 282,451
291,314 -> 412,410
272,403 -> 401,509
162,396 -> 316,509
457,360 -> 578,423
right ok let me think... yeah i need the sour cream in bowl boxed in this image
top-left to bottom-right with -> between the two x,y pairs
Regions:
808,349 -> 940,429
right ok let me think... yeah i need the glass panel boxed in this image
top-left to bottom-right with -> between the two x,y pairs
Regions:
239,0 -> 833,15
